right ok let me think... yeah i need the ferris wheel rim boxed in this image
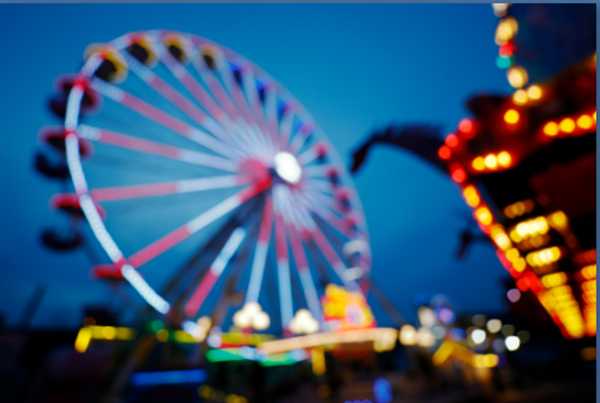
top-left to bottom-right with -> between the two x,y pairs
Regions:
63,29 -> 373,335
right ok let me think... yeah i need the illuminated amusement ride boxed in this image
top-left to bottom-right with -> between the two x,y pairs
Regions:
37,29 -> 397,372
353,3 -> 596,343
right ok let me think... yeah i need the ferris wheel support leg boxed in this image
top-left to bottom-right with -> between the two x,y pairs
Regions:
101,335 -> 157,403
245,197 -> 274,304
183,227 -> 247,317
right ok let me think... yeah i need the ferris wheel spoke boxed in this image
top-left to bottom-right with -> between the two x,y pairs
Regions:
157,43 -> 228,122
240,68 -> 279,152
310,224 -> 357,291
288,192 -> 357,270
283,187 -> 325,241
188,46 -> 243,122
205,54 -> 274,155
125,55 -> 226,138
79,125 -> 237,172
273,108 -> 294,152
287,223 -> 324,324
312,205 -> 354,239
273,197 -> 294,328
222,79 -> 272,156
90,175 -> 244,202
157,46 -> 258,158
234,84 -> 278,156
303,164 -> 337,179
192,57 -> 273,157
278,107 -> 296,150
228,119 -> 268,160
290,196 -> 320,233
285,110 -> 314,154
183,227 -> 247,317
289,123 -> 314,154
216,58 -> 279,157
298,190 -> 354,240
302,178 -> 335,195
263,88 -> 277,130
302,187 -> 349,221
247,122 -> 274,158
303,189 -> 345,218
91,79 -> 236,160
126,185 -> 263,269
260,88 -> 286,150
280,188 -> 312,231
298,143 -> 326,166
306,184 -> 353,216
222,63 -> 258,123
245,196 -> 274,304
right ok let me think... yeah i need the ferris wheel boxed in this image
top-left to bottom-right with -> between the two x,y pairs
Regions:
49,30 -> 372,338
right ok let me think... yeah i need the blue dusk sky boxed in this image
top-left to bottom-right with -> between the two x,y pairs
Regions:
0,3 -> 513,328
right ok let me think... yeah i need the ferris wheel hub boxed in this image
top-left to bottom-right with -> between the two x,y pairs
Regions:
273,151 -> 302,185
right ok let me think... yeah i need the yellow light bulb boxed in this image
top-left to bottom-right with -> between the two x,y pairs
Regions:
463,185 -> 480,208
495,17 -> 518,44
512,89 -> 528,105
577,114 -> 593,130
543,121 -> 559,137
475,206 -> 493,226
559,118 -> 575,133
484,154 -> 498,169
497,151 -> 512,167
507,66 -> 528,88
541,272 -> 568,288
526,85 -> 543,100
472,156 -> 486,171
504,109 -> 520,125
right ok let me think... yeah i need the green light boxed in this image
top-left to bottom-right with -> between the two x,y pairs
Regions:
260,356 -> 298,367
205,348 -> 303,367
496,55 -> 513,69
206,349 -> 247,363
148,320 -> 163,333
